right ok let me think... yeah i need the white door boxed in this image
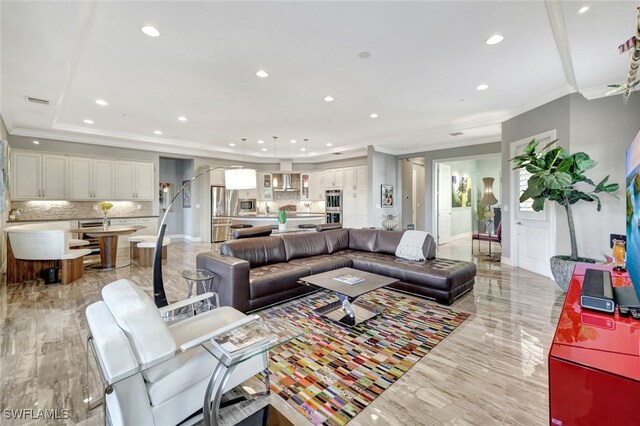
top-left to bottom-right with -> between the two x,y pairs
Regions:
511,130 -> 556,277
437,163 -> 452,245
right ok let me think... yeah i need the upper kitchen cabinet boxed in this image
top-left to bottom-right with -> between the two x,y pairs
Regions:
69,157 -> 115,200
115,161 -> 154,200
324,168 -> 344,189
11,151 -> 68,199
344,166 -> 367,191
304,171 -> 325,200
257,173 -> 273,200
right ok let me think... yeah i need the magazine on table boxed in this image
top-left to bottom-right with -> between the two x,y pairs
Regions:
212,321 -> 277,356
333,274 -> 365,285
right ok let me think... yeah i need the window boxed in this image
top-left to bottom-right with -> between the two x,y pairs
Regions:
519,168 -> 534,212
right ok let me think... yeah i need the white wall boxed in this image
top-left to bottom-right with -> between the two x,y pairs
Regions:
368,146 -> 398,227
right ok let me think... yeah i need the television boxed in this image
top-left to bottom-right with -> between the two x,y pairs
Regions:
626,130 -> 640,297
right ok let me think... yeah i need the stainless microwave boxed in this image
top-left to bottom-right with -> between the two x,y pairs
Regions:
239,198 -> 257,213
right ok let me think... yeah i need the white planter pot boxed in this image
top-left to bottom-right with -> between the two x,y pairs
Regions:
279,223 -> 286,231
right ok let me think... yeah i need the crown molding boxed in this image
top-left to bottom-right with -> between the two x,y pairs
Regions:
546,0 -> 578,91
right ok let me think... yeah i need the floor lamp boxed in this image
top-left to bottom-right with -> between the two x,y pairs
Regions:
152,165 -> 256,308
480,177 -> 498,258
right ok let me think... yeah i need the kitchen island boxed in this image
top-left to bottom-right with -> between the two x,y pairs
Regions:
230,213 -> 325,229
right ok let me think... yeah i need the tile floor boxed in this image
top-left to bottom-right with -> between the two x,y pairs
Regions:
0,238 -> 563,425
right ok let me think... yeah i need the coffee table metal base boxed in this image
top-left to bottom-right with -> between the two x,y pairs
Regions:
314,296 -> 383,327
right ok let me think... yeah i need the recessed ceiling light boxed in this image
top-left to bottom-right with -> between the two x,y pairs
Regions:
358,51 -> 371,59
476,84 -> 489,91
141,26 -> 160,37
256,70 -> 269,78
257,140 -> 264,144
578,5 -> 589,14
229,143 -> 236,147
326,143 -> 333,147
324,96 -> 334,102
369,113 -> 379,118
300,148 -> 306,152
154,130 -> 162,135
261,148 -> 268,152
95,99 -> 108,106
32,140 -> 39,145
485,34 -> 504,45
178,116 -> 187,122
83,119 -> 94,124
290,139 -> 297,144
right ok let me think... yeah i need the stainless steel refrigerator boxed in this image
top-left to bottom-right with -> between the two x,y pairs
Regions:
211,186 -> 237,242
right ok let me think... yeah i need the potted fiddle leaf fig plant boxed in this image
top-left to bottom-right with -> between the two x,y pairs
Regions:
278,210 -> 287,231
510,139 -> 619,291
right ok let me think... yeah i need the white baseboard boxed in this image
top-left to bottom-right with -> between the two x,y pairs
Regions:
501,256 -> 512,266
166,234 -> 201,242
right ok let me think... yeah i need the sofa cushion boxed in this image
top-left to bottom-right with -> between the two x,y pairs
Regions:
341,250 -> 475,291
323,228 -> 349,254
374,230 -> 405,255
220,236 -> 286,268
280,232 -> 328,261
249,262 -> 311,299
289,254 -> 352,274
348,229 -> 378,252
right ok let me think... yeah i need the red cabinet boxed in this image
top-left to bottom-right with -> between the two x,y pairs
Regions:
549,264 -> 640,425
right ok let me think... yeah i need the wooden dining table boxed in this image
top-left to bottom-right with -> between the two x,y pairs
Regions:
70,226 -> 144,270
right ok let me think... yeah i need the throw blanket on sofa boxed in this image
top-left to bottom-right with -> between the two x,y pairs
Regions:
395,230 -> 430,261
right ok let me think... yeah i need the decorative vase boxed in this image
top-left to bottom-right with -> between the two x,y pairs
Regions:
381,216 -> 398,231
103,214 -> 109,230
279,223 -> 286,231
550,255 -> 599,292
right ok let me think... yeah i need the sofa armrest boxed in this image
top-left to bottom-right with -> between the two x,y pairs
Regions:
196,252 -> 251,312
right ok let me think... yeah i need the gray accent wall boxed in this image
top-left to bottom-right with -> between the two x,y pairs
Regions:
368,146 -> 398,228
501,95 -> 570,260
501,93 -> 640,262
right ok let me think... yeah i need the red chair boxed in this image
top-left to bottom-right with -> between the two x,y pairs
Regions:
472,222 -> 501,256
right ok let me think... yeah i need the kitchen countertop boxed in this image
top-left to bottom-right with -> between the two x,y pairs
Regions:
231,213 -> 325,218
7,216 -> 159,223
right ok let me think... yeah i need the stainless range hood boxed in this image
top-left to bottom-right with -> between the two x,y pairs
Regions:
274,160 -> 299,192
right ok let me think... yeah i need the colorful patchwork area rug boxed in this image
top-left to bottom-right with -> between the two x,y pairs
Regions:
260,289 -> 469,425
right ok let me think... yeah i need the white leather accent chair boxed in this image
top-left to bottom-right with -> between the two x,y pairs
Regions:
86,279 -> 267,426
5,223 -> 92,284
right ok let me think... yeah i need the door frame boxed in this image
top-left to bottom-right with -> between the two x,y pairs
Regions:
509,129 -> 557,276
431,153 -> 502,245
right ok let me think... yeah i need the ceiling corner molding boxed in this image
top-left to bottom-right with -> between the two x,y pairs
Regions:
546,0 -> 579,92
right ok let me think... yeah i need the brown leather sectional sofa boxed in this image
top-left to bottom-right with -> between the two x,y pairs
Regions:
196,228 -> 477,313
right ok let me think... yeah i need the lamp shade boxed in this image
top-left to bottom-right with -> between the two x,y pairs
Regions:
224,168 -> 257,190
480,177 -> 498,207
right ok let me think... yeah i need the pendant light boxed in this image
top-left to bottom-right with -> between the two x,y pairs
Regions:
225,138 -> 257,190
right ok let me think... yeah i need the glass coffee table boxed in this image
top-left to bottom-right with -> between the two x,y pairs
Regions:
299,267 -> 398,327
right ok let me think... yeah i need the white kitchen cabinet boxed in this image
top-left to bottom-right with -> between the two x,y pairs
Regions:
115,161 -> 154,200
239,188 -> 258,198
344,166 -> 367,191
307,172 -> 326,200
300,173 -> 310,200
343,190 -> 368,228
11,151 -> 68,199
69,157 -> 115,200
257,173 -> 273,201
110,217 -> 158,249
324,168 -> 344,189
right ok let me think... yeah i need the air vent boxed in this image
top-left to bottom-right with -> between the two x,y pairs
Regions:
333,152 -> 342,155
25,96 -> 50,105
449,131 -> 464,136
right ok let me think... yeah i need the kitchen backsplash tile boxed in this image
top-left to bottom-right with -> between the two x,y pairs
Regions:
10,201 -> 154,221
